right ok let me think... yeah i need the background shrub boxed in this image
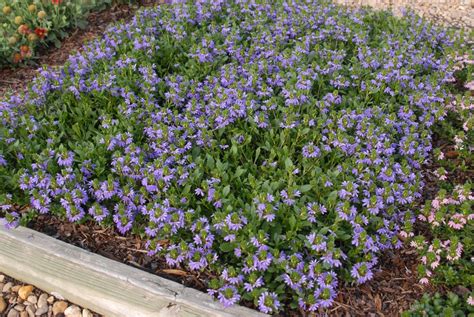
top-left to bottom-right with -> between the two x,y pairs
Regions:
0,0 -> 128,65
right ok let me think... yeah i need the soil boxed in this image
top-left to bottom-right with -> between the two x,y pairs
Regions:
2,0 -> 470,316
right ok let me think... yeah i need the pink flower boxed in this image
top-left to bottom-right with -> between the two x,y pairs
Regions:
448,214 -> 466,230
430,260 -> 439,269
464,80 -> 474,91
419,278 -> 429,285
468,296 -> 474,306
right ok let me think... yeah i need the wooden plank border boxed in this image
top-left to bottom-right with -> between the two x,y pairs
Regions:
0,222 -> 266,317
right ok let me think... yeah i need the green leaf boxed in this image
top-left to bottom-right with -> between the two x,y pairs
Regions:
234,167 -> 246,178
219,242 -> 235,253
299,184 -> 312,193
284,157 -> 293,171
222,185 -> 230,197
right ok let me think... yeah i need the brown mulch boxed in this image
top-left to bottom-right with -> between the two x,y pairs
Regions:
27,215 -> 433,317
329,248 -> 433,317
0,0 -> 163,97
27,215 -> 209,291
3,1 -> 465,315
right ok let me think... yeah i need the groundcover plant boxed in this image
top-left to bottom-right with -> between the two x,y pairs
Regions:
0,0 -> 462,313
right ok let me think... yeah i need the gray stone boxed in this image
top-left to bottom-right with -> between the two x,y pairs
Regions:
81,309 -> 93,317
7,309 -> 20,317
26,305 -> 35,317
26,295 -> 37,304
47,296 -> 54,304
3,282 -> 13,293
34,305 -> 48,316
64,305 -> 81,317
14,304 -> 25,311
37,294 -> 48,308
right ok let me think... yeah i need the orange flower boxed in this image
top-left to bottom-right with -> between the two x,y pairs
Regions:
20,45 -> 32,58
34,27 -> 47,39
51,0 -> 62,5
20,45 -> 30,55
12,53 -> 22,64
18,24 -> 30,35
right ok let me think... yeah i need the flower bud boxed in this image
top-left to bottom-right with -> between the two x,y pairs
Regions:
8,36 -> 17,45
37,10 -> 46,19
2,6 -> 12,15
28,33 -> 38,42
14,16 -> 23,25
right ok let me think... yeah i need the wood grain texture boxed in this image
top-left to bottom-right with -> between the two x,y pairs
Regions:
0,223 -> 266,317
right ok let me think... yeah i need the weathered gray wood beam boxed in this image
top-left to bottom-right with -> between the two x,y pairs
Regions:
0,222 -> 266,317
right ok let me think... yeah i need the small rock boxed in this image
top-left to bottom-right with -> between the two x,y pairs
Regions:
64,305 -> 81,317
26,305 -> 35,317
0,275 -> 4,283
37,294 -> 48,308
27,295 -> 37,304
20,311 -> 28,317
14,304 -> 25,311
52,301 -> 68,316
18,286 -> 34,300
12,285 -> 21,293
81,309 -> 93,317
8,309 -> 20,317
47,296 -> 55,304
3,282 -> 13,293
0,283 -> 4,291
15,304 -> 26,311
0,296 -> 7,313
35,305 -> 48,316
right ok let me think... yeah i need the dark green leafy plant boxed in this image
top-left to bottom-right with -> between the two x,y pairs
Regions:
402,293 -> 474,317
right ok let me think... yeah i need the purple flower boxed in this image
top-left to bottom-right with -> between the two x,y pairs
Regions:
302,143 -> 321,158
57,151 -> 74,167
217,285 -> 241,307
351,262 -> 374,284
258,292 -> 281,314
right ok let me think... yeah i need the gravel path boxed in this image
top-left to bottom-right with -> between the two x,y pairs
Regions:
334,0 -> 474,29
0,274 -> 100,317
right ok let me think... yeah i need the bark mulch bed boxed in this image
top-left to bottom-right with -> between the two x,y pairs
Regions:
28,215 -> 433,317
3,1 -> 464,316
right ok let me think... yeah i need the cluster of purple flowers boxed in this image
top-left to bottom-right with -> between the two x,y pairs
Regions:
0,0 -> 457,313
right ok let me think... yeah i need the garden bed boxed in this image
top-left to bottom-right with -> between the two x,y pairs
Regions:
28,214 -> 430,316
0,0 -> 472,315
